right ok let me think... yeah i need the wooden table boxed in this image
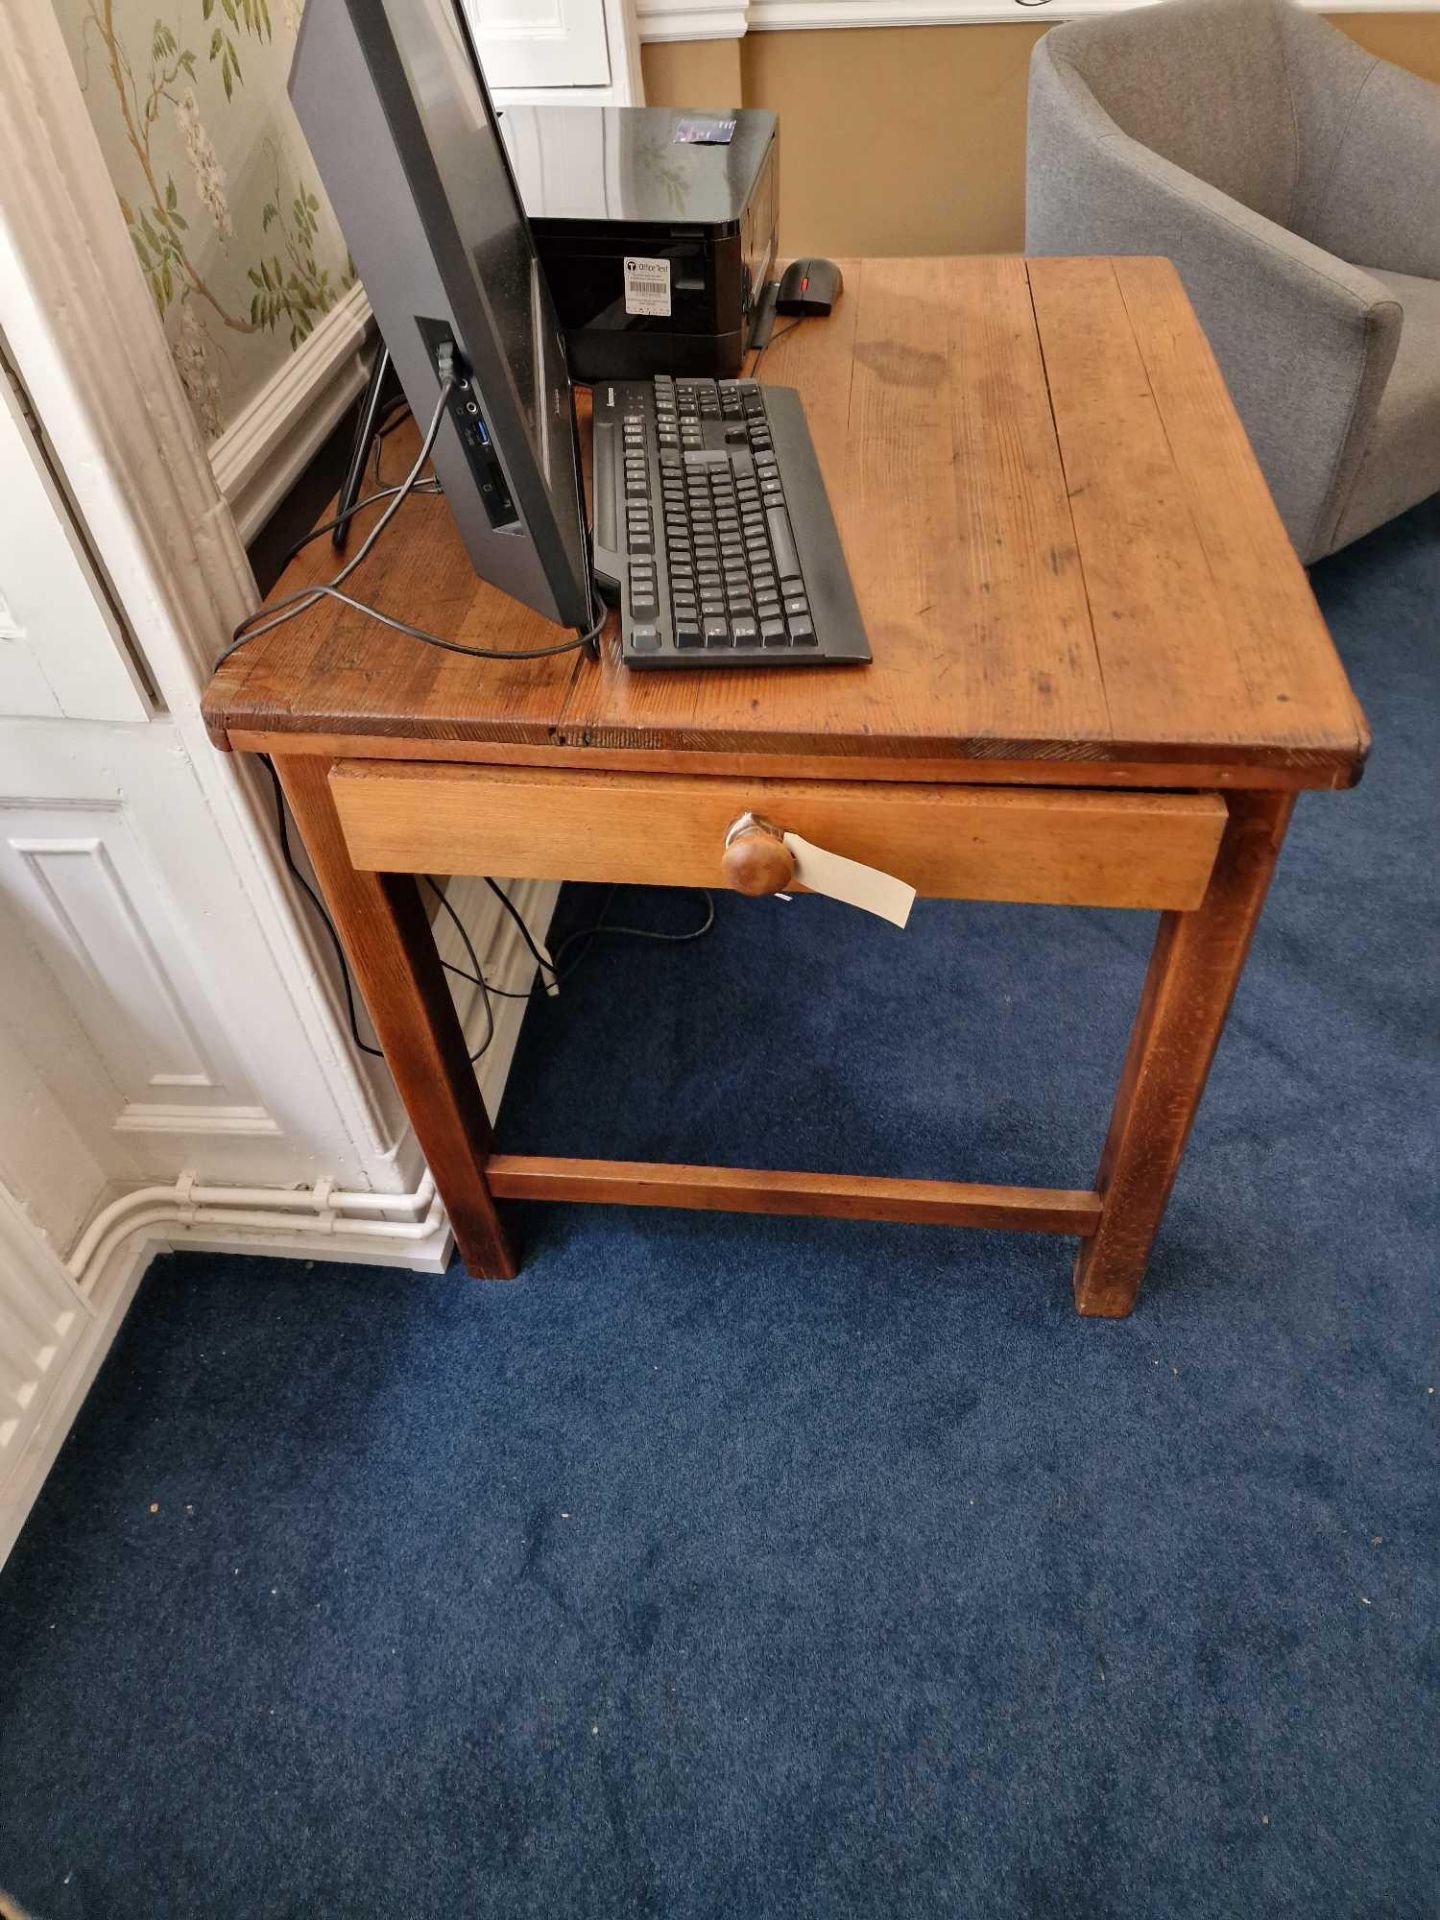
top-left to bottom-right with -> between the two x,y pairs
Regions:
203,256 -> 1367,1318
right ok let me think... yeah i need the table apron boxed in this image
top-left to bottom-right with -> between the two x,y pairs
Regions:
327,761 -> 1228,912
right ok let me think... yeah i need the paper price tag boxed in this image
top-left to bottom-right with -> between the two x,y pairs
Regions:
782,834 -> 916,929
623,256 -> 671,318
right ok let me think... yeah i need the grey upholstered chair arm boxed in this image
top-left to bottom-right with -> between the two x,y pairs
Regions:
1026,47 -> 1403,559
1305,59 -> 1440,280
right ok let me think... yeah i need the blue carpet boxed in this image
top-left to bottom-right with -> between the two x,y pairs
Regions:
1,502 -> 1436,1918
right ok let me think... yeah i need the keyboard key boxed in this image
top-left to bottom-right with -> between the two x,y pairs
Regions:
732,617 -> 758,645
766,509 -> 801,581
675,623 -> 704,649
783,597 -> 809,618
631,597 -> 658,621
761,620 -> 789,647
629,626 -> 661,653
788,621 -> 817,645
703,618 -> 731,647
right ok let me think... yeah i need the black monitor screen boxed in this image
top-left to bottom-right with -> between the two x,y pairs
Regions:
291,0 -> 591,628
388,0 -> 572,490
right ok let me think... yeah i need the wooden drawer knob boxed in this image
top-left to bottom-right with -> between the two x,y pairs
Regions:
722,813 -> 795,896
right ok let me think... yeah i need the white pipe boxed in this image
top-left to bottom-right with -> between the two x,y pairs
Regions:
75,1192 -> 446,1297
66,1169 -> 439,1280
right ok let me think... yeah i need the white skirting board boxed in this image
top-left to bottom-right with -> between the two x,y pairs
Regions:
0,876 -> 558,1570
635,0 -> 1431,41
207,284 -> 375,546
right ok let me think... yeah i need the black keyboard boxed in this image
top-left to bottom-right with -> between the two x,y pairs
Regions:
591,375 -> 870,669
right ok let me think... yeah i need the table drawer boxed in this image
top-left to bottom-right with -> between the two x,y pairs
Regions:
330,763 -> 1226,911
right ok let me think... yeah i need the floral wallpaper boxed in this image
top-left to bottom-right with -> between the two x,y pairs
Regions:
57,0 -> 354,440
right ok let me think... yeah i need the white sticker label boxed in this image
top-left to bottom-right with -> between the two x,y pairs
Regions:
624,255 -> 671,319
782,835 -> 916,929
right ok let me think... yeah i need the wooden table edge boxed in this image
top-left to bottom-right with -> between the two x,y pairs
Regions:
211,724 -> 1367,793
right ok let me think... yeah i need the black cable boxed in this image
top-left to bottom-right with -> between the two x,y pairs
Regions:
369,397 -> 419,487
221,379 -> 457,663
260,758 -> 515,1065
483,877 -> 559,979
259,755 -> 384,1059
750,316 -> 803,382
221,376 -> 610,669
272,478 -> 442,578
261,752 -> 715,1065
300,586 -> 607,662
421,877 -> 495,1063
548,886 -> 716,981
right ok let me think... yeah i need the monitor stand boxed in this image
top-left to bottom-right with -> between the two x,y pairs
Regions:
333,343 -> 395,552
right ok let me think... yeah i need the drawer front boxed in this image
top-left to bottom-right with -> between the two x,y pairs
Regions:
329,762 -> 1226,911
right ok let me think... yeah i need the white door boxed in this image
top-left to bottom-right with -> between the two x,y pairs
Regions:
462,0 -> 642,104
0,354 -> 150,724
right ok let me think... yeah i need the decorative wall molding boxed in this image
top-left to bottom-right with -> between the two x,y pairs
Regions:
635,0 -> 751,42
112,1103 -> 282,1137
208,284 -> 375,545
638,0 -> 1438,42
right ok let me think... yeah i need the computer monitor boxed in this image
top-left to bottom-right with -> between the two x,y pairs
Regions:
290,0 -> 593,631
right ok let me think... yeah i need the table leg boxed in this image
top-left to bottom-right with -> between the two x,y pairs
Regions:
275,755 -> 517,1279
1073,791 -> 1294,1318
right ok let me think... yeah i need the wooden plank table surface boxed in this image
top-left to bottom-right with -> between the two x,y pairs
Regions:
202,256 -> 1369,1317
205,255 -> 1368,793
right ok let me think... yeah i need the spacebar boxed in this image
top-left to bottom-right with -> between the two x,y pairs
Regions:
766,505 -> 800,581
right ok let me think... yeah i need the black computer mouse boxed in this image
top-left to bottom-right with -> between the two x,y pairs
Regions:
776,258 -> 843,317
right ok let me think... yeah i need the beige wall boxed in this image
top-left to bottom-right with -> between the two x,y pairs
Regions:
642,15 -> 1440,257
641,35 -> 744,102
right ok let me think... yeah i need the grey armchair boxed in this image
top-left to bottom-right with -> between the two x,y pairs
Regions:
1026,0 -> 1440,564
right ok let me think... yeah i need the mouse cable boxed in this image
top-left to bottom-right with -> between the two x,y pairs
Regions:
220,375 -> 609,668
749,315 -> 803,383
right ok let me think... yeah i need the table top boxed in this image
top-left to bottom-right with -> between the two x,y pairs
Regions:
204,255 -> 1368,792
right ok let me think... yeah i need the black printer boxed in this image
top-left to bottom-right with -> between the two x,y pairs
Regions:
499,104 -> 779,381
